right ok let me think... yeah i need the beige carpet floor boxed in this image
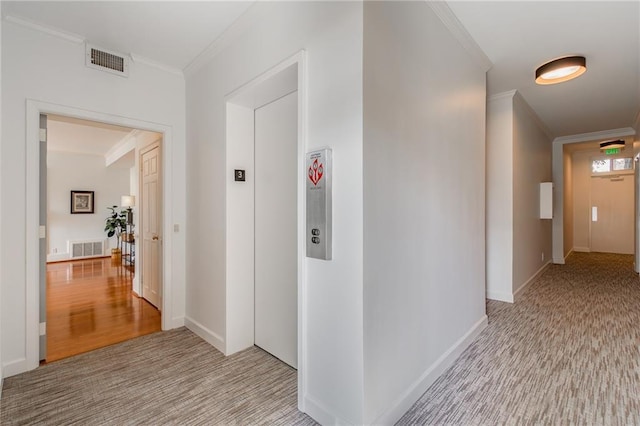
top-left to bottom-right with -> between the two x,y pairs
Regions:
398,252 -> 640,425
1,329 -> 317,425
3,252 -> 639,425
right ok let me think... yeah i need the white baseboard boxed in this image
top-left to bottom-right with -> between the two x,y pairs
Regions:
573,246 -> 590,253
564,249 -> 574,262
552,256 -> 566,264
370,315 -> 489,425
513,261 -> 550,301
171,316 -> 185,328
304,394 -> 353,425
46,252 -> 70,263
486,290 -> 514,303
2,357 -> 28,378
184,316 -> 225,354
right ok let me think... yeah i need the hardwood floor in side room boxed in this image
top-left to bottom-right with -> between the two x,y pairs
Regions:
46,257 -> 161,362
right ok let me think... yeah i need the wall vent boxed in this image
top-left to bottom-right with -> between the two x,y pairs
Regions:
69,240 -> 105,259
86,44 -> 129,77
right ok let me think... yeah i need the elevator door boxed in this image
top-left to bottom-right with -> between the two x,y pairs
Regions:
254,91 -> 298,368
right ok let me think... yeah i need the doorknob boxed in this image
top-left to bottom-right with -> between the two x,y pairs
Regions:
152,235 -> 159,241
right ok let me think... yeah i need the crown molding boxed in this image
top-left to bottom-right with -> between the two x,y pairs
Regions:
488,90 -> 516,103
553,127 -> 636,145
4,14 -> 84,44
427,1 -> 493,72
184,2 -> 261,78
130,53 -> 183,78
513,91 -> 555,141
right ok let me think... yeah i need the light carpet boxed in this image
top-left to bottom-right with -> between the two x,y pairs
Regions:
398,252 -> 640,425
1,329 -> 317,425
3,252 -> 639,425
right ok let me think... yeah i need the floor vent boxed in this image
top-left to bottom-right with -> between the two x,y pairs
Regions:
86,44 -> 129,77
69,240 -> 105,259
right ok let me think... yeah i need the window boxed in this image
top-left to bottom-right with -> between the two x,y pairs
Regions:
592,159 -> 610,173
591,157 -> 634,175
613,158 -> 633,171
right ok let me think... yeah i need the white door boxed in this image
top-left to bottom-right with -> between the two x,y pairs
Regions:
141,142 -> 162,308
254,91 -> 298,368
591,174 -> 634,254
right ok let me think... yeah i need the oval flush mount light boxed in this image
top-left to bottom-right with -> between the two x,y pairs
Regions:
599,139 -> 625,151
535,56 -> 586,85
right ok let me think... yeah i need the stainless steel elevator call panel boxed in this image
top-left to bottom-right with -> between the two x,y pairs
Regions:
306,148 -> 332,260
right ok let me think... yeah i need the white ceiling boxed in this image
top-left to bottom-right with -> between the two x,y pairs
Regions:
3,1 -> 639,141
47,115 -> 134,156
448,1 -> 639,138
2,1 -> 254,71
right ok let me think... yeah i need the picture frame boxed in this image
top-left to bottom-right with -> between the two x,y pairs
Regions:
70,190 -> 95,214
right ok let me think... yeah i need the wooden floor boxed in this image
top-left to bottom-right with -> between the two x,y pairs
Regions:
46,257 -> 161,362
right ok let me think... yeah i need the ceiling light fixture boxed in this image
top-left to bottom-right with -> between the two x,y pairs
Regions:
599,139 -> 625,151
535,56 -> 586,85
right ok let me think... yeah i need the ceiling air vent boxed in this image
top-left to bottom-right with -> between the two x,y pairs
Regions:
85,44 -> 129,77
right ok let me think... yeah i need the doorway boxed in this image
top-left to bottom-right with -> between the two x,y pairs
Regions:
224,52 -> 305,385
25,100 -> 172,369
590,174 -> 634,254
254,91 -> 298,368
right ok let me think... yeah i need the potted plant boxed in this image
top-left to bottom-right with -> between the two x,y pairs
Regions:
104,205 -> 128,260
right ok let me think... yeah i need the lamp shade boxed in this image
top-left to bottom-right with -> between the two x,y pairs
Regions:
599,140 -> 625,151
535,56 -> 586,85
121,195 -> 135,208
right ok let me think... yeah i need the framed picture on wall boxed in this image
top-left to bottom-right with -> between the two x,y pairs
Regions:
70,190 -> 95,214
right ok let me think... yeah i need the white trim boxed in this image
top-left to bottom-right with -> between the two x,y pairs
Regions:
427,2 -> 493,72
513,261 -> 550,301
184,3 -> 261,77
4,14 -> 84,44
513,91 -> 554,141
303,394 -> 349,426
554,127 -> 636,145
39,322 -> 46,336
370,315 -> 489,425
130,53 -> 184,77
223,50 -> 309,413
486,290 -> 514,303
573,246 -> 591,253
184,316 -> 225,354
25,99 -> 176,375
171,316 -> 185,329
488,90 -> 516,103
2,357 -> 28,378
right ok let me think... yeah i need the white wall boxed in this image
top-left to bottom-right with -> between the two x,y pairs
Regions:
0,2 -> 3,388
512,93 -> 552,293
363,2 -> 488,424
563,149 -> 574,257
572,149 -> 593,251
185,2 -> 364,424
486,91 -> 552,301
47,151 -> 130,260
1,20 -> 186,376
486,92 -> 515,302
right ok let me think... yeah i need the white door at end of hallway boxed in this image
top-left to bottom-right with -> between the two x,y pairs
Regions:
590,174 -> 634,254
254,91 -> 298,369
141,143 -> 162,308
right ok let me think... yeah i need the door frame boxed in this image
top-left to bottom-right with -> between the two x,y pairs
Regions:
25,100 -> 174,371
224,51 -> 307,410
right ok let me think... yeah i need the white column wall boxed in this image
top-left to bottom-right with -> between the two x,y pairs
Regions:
185,2 -> 364,424
486,92 -> 515,302
1,21 -> 186,375
512,94 -> 552,293
363,2 -> 488,423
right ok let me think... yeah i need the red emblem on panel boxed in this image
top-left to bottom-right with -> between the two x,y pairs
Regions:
308,158 -> 324,186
